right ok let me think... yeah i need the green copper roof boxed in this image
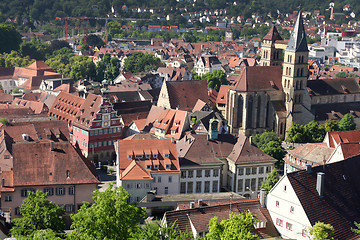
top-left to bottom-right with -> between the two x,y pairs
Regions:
286,12 -> 309,52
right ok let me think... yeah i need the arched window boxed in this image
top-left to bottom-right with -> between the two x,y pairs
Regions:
299,80 -> 303,89
301,56 -> 304,63
280,122 -> 284,134
297,68 -> 300,77
296,81 -> 300,90
247,96 -> 253,128
288,80 -> 290,88
300,68 -> 303,77
256,95 -> 261,128
236,95 -> 243,128
298,56 -> 301,63
286,67 -> 289,75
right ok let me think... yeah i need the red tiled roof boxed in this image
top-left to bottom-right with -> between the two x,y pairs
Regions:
231,66 -> 282,91
227,135 -> 276,164
165,80 -> 209,111
11,141 -> 99,186
287,156 -> 360,240
216,85 -> 230,104
116,138 -> 180,177
263,26 -> 283,41
165,199 -> 280,238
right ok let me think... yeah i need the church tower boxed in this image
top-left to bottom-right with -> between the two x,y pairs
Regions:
282,12 -> 314,130
261,26 -> 283,66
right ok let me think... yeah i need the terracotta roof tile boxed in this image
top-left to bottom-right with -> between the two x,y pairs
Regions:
287,156 -> 360,240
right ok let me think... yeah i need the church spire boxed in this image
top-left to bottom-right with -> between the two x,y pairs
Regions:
286,12 -> 308,52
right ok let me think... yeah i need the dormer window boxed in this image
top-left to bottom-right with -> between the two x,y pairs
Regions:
135,154 -> 143,159
128,155 -> 132,159
154,165 -> 159,170
164,154 -> 170,158
166,164 -> 171,169
145,154 -> 150,159
153,154 -> 158,158
146,165 -> 152,170
171,130 -> 175,135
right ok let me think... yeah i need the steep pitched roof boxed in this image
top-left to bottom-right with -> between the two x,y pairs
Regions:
227,135 -> 276,164
11,141 -> 99,186
231,66 -> 282,92
216,85 -> 230,104
177,134 -> 237,166
287,156 -> 360,240
166,80 -> 209,111
120,160 -> 153,180
263,26 -> 283,41
165,199 -> 280,238
26,61 -> 52,71
286,12 -> 309,52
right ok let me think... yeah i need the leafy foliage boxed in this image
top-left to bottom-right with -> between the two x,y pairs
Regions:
20,38 -> 50,60
123,52 -> 161,73
339,113 -> 356,131
252,131 -> 285,166
260,169 -> 279,195
130,221 -> 192,240
310,222 -> 335,240
81,34 -> 105,47
205,212 -> 260,240
96,53 -> 120,81
0,24 -> 21,54
352,221 -> 360,235
193,69 -> 228,91
0,118 -> 9,125
45,48 -> 96,81
287,115 -> 357,143
70,183 -> 146,240
9,190 -> 65,238
0,50 -> 34,67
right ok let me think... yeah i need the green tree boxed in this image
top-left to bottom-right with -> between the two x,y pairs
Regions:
286,122 -> 306,143
260,169 -> 279,195
0,118 -> 9,125
200,69 -> 228,91
335,71 -> 347,78
304,121 -> 326,142
0,24 -> 21,54
32,229 -> 63,240
324,119 -> 339,132
339,113 -> 356,131
81,34 -> 105,47
352,221 -> 360,236
70,183 -> 146,240
123,52 -> 161,73
9,190 -> 65,238
252,131 -> 281,149
252,131 -> 285,165
20,38 -> 50,60
130,221 -> 192,240
0,50 -> 34,67
205,212 -> 260,240
310,222 -> 335,240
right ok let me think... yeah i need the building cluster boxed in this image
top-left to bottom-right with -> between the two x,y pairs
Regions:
1,8 -> 360,240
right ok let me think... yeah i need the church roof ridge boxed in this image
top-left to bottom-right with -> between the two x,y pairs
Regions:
286,11 -> 309,52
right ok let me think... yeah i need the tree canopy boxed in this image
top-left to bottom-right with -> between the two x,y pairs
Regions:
9,190 -> 65,239
205,212 -> 260,240
130,221 -> 192,240
70,183 -> 146,240
0,24 -> 21,54
96,53 -> 121,81
286,115 -> 357,144
123,52 -> 161,73
260,169 -> 279,196
252,131 -> 285,167
310,222 -> 335,240
339,113 -> 356,131
193,69 -> 228,91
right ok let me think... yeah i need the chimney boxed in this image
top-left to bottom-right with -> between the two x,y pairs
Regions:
190,201 -> 195,209
50,141 -> 54,151
259,188 -> 266,207
316,172 -> 325,197
306,164 -> 312,173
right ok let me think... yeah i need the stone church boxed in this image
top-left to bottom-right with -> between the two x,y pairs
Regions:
225,12 -> 314,139
223,12 -> 360,139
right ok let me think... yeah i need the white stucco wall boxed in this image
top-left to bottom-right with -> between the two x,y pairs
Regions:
267,175 -> 312,239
